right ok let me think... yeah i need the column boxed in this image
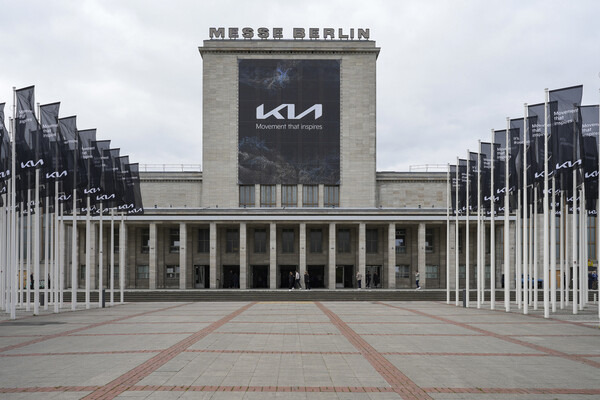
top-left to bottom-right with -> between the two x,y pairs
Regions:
149,223 -> 157,289
240,222 -> 247,289
179,223 -> 187,289
418,222 -> 426,288
299,223 -> 306,281
254,185 -> 260,207
318,184 -> 324,208
358,223 -> 366,287
276,185 -> 282,207
89,222 -> 97,290
210,222 -> 217,288
329,223 -> 336,289
269,223 -> 277,288
388,223 -> 396,289
448,221 -> 457,291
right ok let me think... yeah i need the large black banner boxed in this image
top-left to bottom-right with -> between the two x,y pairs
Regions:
550,85 -> 583,176
238,59 -> 340,184
0,103 -> 10,183
493,130 -> 506,210
581,105 -> 599,211
458,159 -> 467,215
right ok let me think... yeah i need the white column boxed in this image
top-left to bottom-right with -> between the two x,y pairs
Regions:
358,223 -> 365,288
269,222 -> 277,288
299,223 -> 306,278
179,223 -> 187,290
209,222 -> 217,288
239,222 -> 247,289
388,223 -> 396,289
418,222 -> 426,289
149,223 -> 157,290
329,223 -> 336,289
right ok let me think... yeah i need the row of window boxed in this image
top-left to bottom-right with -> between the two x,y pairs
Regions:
395,265 -> 440,279
240,184 -> 339,207
141,227 -> 438,255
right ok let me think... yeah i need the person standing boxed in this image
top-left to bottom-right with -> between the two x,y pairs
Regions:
356,272 -> 362,289
295,270 -> 301,289
304,271 -> 311,290
373,271 -> 379,288
366,271 -> 371,288
415,271 -> 421,290
288,271 -> 295,290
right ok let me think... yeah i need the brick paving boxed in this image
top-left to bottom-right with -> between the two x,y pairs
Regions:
0,300 -> 598,399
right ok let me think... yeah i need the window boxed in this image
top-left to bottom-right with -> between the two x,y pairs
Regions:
166,265 -> 180,279
141,228 -> 149,254
254,229 -> 267,253
239,185 -> 255,207
426,265 -> 439,279
303,185 -> 318,207
458,228 -> 464,253
113,229 -> 119,253
366,229 -> 378,253
226,229 -> 239,253
169,228 -> 180,253
282,229 -> 294,253
261,185 -> 276,207
282,185 -> 297,207
396,265 -> 410,279
337,229 -> 351,253
459,265 -> 466,279
79,265 -> 85,281
309,229 -> 322,253
113,265 -> 119,281
395,229 -> 406,254
324,185 -> 339,207
425,229 -> 434,253
198,228 -> 209,253
137,265 -> 149,279
588,216 -> 596,260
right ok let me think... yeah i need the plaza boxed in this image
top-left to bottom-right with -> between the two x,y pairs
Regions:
0,300 -> 599,399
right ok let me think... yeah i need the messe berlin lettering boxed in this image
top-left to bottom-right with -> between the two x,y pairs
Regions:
210,27 -> 370,40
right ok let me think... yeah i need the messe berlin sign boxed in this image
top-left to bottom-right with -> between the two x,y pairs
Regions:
209,27 -> 370,40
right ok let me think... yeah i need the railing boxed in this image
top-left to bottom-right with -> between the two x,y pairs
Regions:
140,164 -> 202,172
408,164 -> 448,172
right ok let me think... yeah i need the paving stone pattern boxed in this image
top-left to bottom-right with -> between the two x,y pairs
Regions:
0,301 -> 599,399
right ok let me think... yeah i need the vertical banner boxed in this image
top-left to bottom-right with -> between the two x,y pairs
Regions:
550,85 -> 583,178
450,164 -> 458,214
469,151 -> 479,211
238,59 -> 340,184
581,105 -> 599,212
40,102 -> 61,203
480,142 -> 493,214
0,103 -> 10,185
509,119 -> 524,211
458,159 -> 468,215
493,130 -> 506,211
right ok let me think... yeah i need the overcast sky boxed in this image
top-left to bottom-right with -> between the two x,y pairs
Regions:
1,0 -> 599,172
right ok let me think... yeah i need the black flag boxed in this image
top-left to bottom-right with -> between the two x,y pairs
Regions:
550,85 -> 583,176
493,130 -> 507,211
0,103 -> 10,183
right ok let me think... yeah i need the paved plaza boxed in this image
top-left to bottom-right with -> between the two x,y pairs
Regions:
0,300 -> 599,399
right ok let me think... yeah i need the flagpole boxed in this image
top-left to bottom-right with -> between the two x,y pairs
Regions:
523,105 -> 529,315
71,185 -> 77,311
504,120 -> 510,311
119,212 -> 125,304
551,176 -> 557,313
34,169 -> 40,315
466,150 -> 470,307
572,169 -> 578,314
44,194 -> 49,310
98,201 -> 103,308
542,89 -> 550,318
561,191 -> 566,309
529,202 -> 533,308
10,89 -> 17,319
110,207 -> 115,306
455,157 -> 460,306
533,188 -> 538,310
53,181 -> 59,313
579,186 -> 585,311
477,141 -> 482,309
489,131 -> 495,309
446,164 -> 450,304
517,188 -> 522,309
85,195 -> 91,309
598,89 -> 600,321
26,189 -> 31,312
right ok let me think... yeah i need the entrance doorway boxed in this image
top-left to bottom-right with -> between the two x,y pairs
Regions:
279,265 -> 297,289
194,265 -> 209,288
307,265 -> 325,288
251,265 -> 269,288
335,265 -> 354,288
223,265 -> 240,288
366,265 -> 381,288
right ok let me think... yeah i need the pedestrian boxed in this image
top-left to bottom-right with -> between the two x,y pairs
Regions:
47,274 -> 51,289
30,273 -> 34,290
356,271 -> 362,289
366,271 -> 371,288
415,271 -> 421,290
304,271 -> 311,290
288,271 -> 295,290
295,270 -> 301,289
373,271 -> 379,288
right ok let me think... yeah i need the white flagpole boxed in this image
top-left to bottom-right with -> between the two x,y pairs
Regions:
490,130 -> 496,310
71,187 -> 77,310
466,151 -> 470,307
579,187 -> 585,311
53,182 -> 59,313
33,170 -> 40,315
598,90 -> 600,321
523,105 -> 529,315
10,89 -> 17,319
0,201 -> 5,311
455,157 -> 460,306
551,176 -> 557,313
44,194 -> 49,310
59,202 -> 65,308
517,188 -> 522,309
119,212 -> 125,304
26,190 -> 31,312
543,88 -> 550,318
110,208 -> 115,306
477,141 -> 482,309
504,120 -> 510,311
98,202 -> 103,308
533,189 -> 539,310
572,170 -> 578,314
446,164 -> 450,304
561,192 -> 567,308
85,195 -> 91,309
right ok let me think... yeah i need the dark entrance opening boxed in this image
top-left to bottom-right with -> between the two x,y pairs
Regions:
223,265 -> 240,288
307,265 -> 325,288
194,265 -> 210,288
366,265 -> 381,288
279,265 -> 297,289
252,265 -> 269,288
336,265 -> 354,288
